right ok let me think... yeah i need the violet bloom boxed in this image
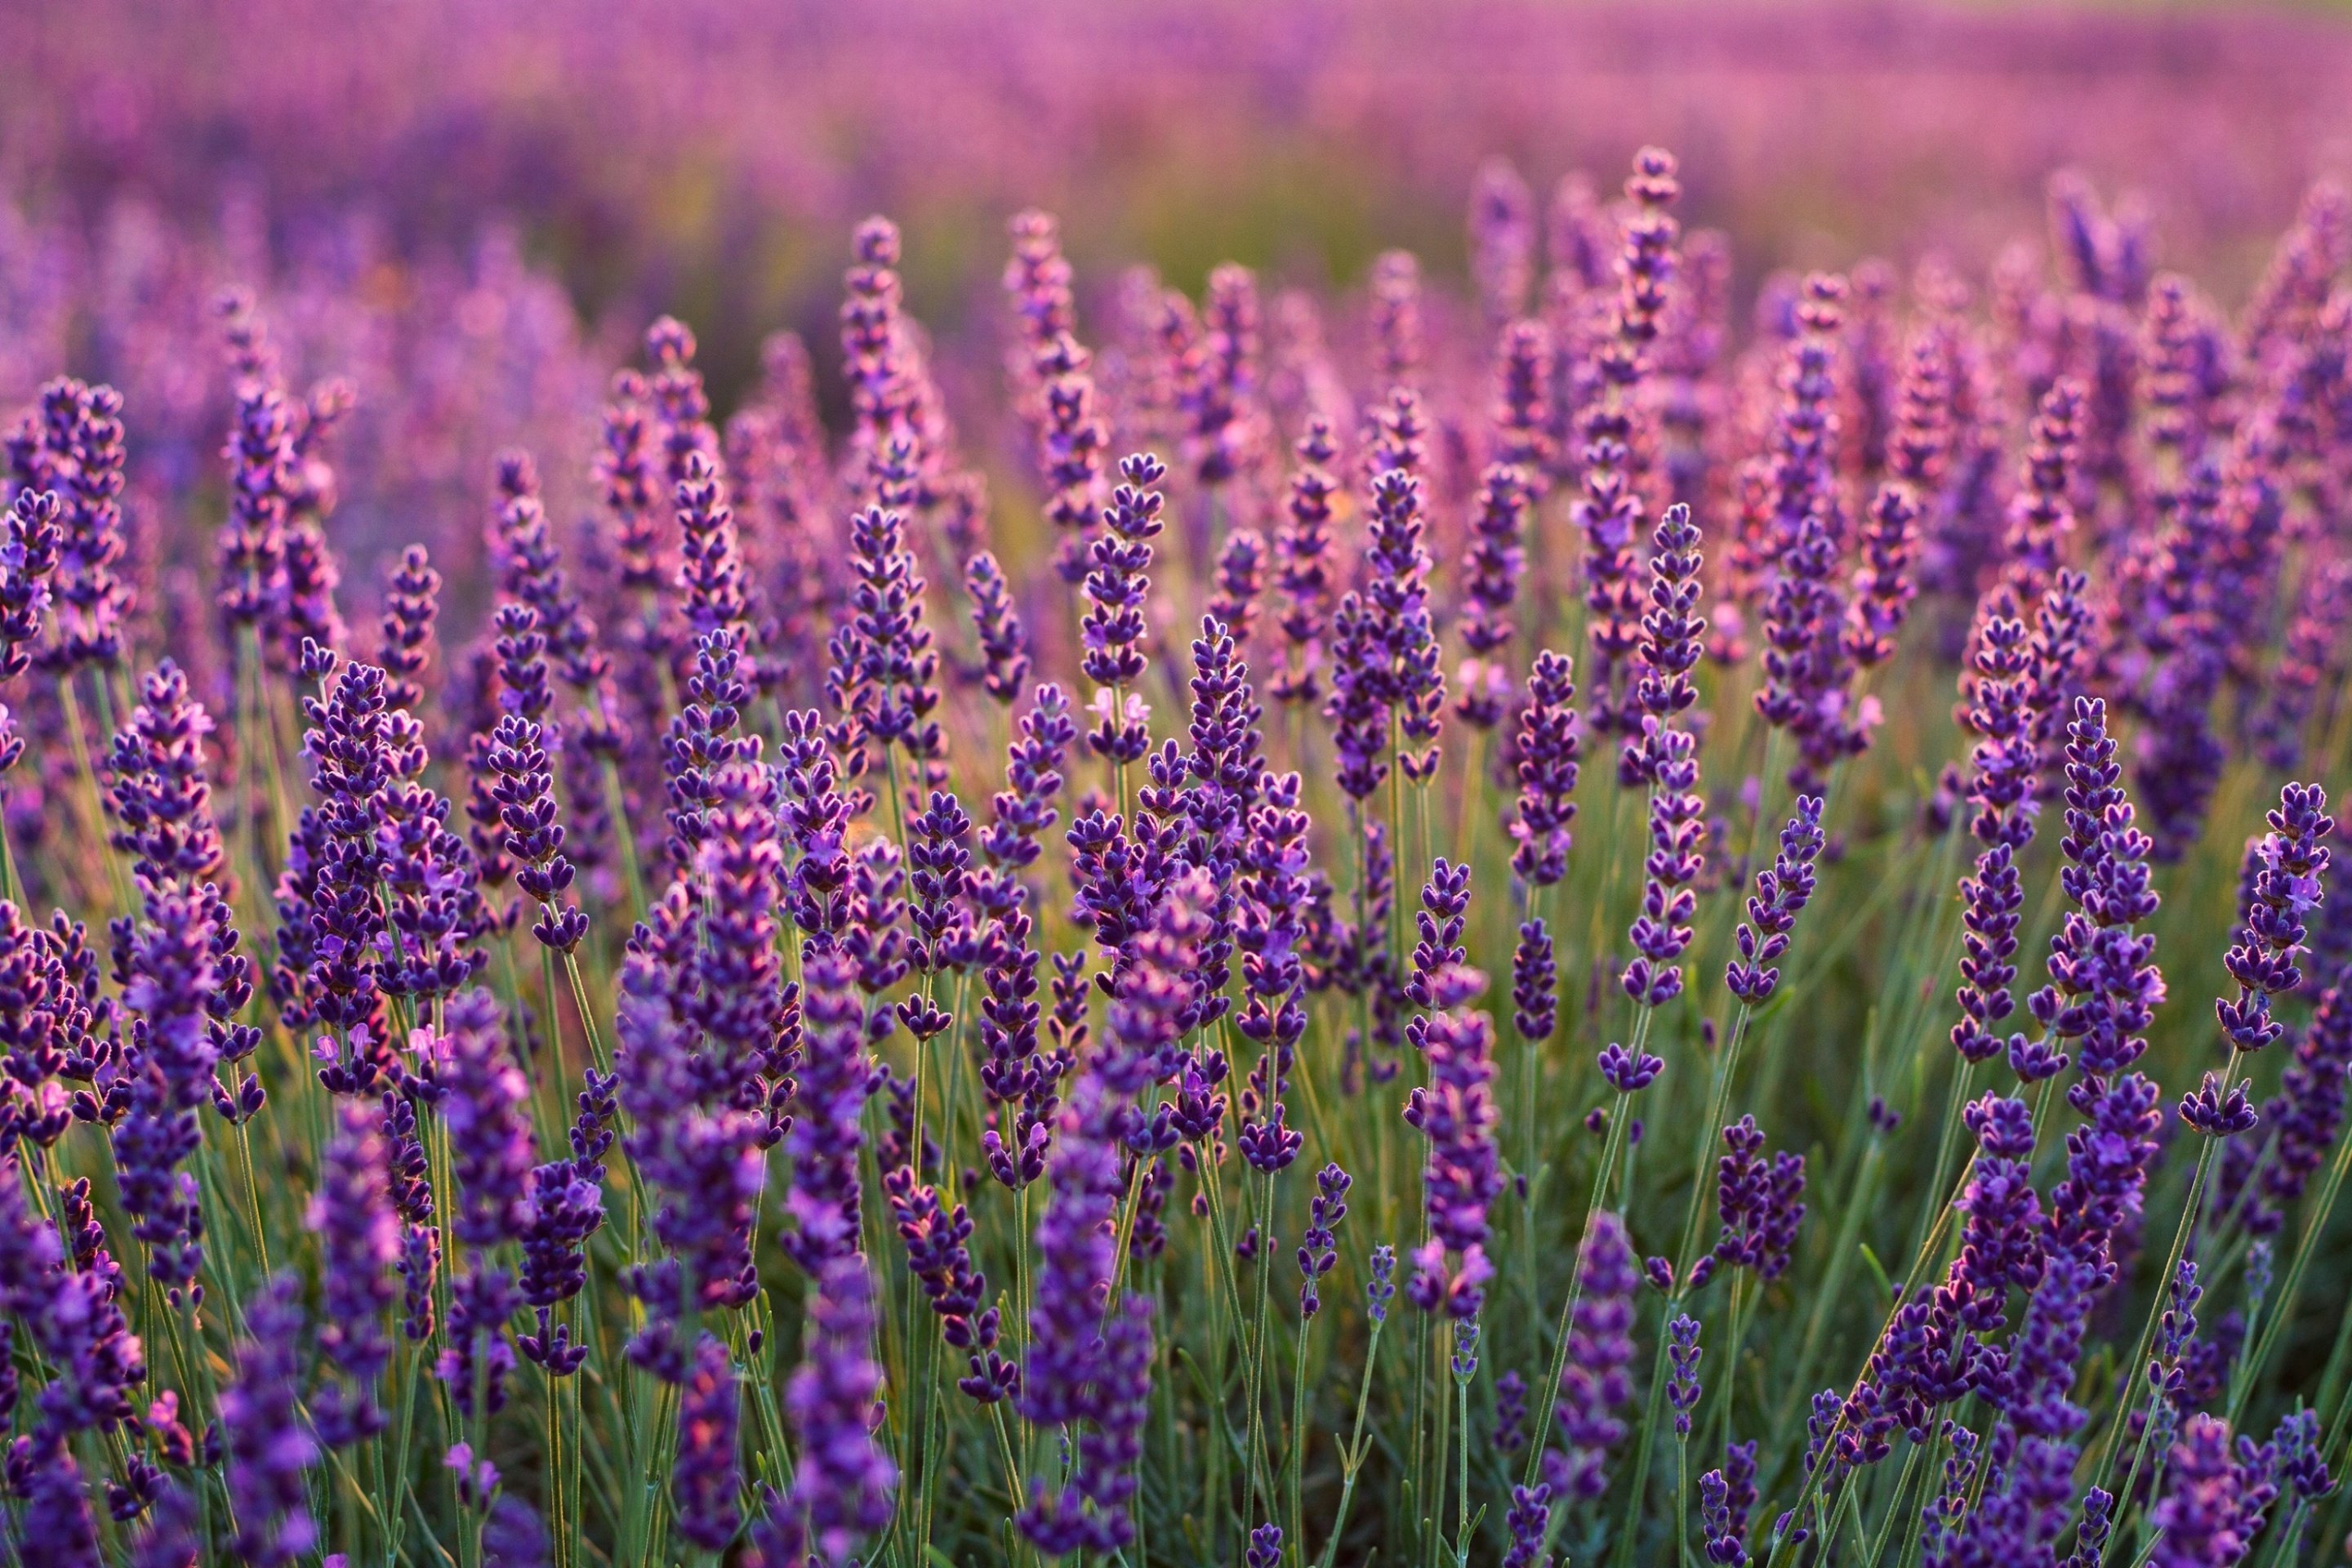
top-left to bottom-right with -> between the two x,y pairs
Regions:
828,461 -> 945,795
12,377 -> 135,676
1269,420 -> 1339,706
2250,964 -> 2352,1229
307,1101 -> 399,1446
0,488 -> 60,684
1512,919 -> 1557,1041
1404,965 -> 1503,1318
778,950 -> 873,1273
1725,795 -> 1825,1004
110,873 -> 217,1299
1296,1161 -> 1350,1316
1018,1070 -> 1156,1555
2151,1414 -> 2247,1568
1080,452 -> 1169,765
2000,379 -> 2085,608
483,609 -> 586,953
1503,1481 -> 1553,1568
673,1333 -> 743,1551
1667,1313 -> 1703,1437
1574,152 -> 1681,742
220,1275 -> 318,1567
963,550 -> 1031,703
2192,782 -> 2332,1135
1623,716 -> 1705,1007
1548,1209 -> 1640,1499
438,987 -> 533,1249
1510,650 -> 1580,886
1236,776 -> 1311,1175
2027,697 -> 2162,1080
1456,463 -> 1535,729
778,1253 -> 898,1568
376,543 -> 442,714
1626,501 -> 1708,767
1205,531 -> 1265,652
1707,1116 -> 1806,1283
2253,557 -> 2352,772
1842,480 -> 1921,669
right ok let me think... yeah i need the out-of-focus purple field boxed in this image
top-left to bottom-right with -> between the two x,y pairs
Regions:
7,0 -> 2350,605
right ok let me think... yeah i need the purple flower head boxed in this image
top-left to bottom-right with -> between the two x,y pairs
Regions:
1367,1244 -> 1397,1323
783,1254 -> 898,1568
1597,1041 -> 1664,1094
1726,794 -> 1825,1003
1270,420 -> 1340,705
1668,1313 -> 1704,1437
1550,1209 -> 1640,1499
1503,1480 -> 1554,1568
220,1276 -> 318,1567
307,1101 -> 399,1445
1457,462 -> 1535,727
1402,968 -> 1503,1316
1512,919 -> 1557,1040
2029,697 -> 2164,1079
963,550 -> 1031,703
1080,452 -> 1169,762
1511,649 -> 1581,886
673,1333 -> 743,1551
437,988 -> 533,1248
1712,1116 -> 1807,1281
0,488 -> 60,684
2151,1414 -> 2247,1568
2217,782 -> 2332,1054
1624,718 -> 1705,1006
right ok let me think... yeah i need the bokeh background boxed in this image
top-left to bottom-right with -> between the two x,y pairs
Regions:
7,0 -> 2352,621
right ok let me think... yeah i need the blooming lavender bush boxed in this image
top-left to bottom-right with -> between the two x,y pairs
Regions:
7,27 -> 2352,1566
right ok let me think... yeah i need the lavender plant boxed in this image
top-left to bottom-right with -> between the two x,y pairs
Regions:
0,114 -> 2350,1568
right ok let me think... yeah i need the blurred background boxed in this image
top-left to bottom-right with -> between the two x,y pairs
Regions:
6,0 -> 2350,615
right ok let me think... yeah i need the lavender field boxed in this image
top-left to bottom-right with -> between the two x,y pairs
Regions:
7,2 -> 2352,1566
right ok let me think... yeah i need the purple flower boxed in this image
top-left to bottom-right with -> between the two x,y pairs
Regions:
437,987 -> 533,1248
2001,379 -> 2084,608
829,473 -> 944,795
673,1333 -> 743,1551
307,1101 -> 399,1445
2151,1414 -> 2247,1568
2252,557 -> 2352,772
1667,1313 -> 1704,1437
1404,966 -> 1503,1318
1725,795 -> 1825,1004
1017,1071 -> 1155,1555
781,1254 -> 898,1568
963,550 -> 1031,703
13,377 -> 135,675
1296,1161 -> 1350,1317
1842,479 -> 1922,669
1457,463 -> 1535,728
1207,527 -> 1266,646
1269,421 -> 1339,706
0,488 -> 60,684
1081,453 -> 1169,764
1503,1481 -> 1553,1568
220,1276 -> 318,1566
1512,919 -> 1557,1041
1548,1209 -> 1640,1499
1575,151 -> 1682,741
2218,782 -> 2332,1054
1510,649 -> 1580,886
1711,1116 -> 1806,1281
438,1264 -> 521,1421
776,950 -> 874,1275
1628,501 -> 1708,749
1624,717 -> 1705,1006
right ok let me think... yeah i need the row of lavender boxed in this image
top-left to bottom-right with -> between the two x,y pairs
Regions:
0,140 -> 2348,1568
